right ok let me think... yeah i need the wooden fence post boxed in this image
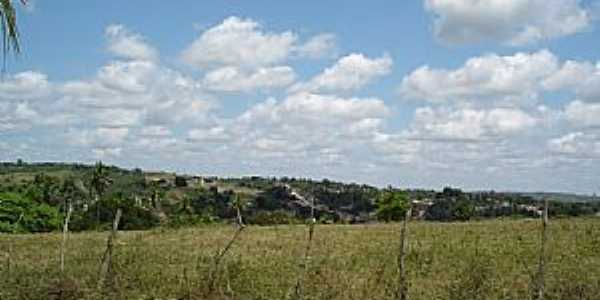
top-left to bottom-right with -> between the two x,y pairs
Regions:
534,199 -> 549,300
397,206 -> 412,300
60,203 -> 73,274
97,208 -> 122,291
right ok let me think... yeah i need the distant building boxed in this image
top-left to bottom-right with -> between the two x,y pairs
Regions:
411,199 -> 433,219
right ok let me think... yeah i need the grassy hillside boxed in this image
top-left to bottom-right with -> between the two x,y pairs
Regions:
1,219 -> 599,299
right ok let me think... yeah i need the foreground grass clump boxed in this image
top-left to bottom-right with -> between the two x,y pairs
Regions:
1,219 -> 599,299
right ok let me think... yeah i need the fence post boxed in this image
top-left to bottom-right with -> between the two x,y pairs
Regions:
60,203 -> 73,274
97,208 -> 122,290
397,206 -> 412,300
293,195 -> 316,300
206,200 -> 246,295
534,199 -> 549,300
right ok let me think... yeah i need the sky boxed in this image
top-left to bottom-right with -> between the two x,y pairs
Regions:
2,0 -> 600,194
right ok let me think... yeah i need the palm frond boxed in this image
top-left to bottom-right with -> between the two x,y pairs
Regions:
0,0 -> 21,69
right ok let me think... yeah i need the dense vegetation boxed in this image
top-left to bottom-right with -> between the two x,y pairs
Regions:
1,161 -> 599,233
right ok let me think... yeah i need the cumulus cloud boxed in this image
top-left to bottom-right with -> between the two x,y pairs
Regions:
424,0 -> 591,46
406,106 -> 538,142
237,93 -> 389,125
106,24 -> 158,61
400,50 -> 558,106
5,16 -> 600,193
564,100 -> 600,128
0,71 -> 51,101
187,126 -> 233,144
181,16 -> 297,69
184,93 -> 389,162
290,53 -> 393,93
59,59 -> 213,128
181,16 -> 337,73
543,60 -> 597,91
548,132 -> 600,158
294,33 -> 337,59
544,60 -> 600,102
202,66 -> 296,93
0,102 -> 39,132
66,127 -> 130,158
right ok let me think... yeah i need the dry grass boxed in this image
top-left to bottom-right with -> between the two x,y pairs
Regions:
1,218 -> 599,299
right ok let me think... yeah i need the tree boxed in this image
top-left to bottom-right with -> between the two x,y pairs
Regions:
90,162 -> 111,200
375,189 -> 410,222
89,161 -> 113,224
452,199 -> 475,221
28,173 -> 60,204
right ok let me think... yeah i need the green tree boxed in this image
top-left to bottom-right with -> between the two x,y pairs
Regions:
452,199 -> 475,221
375,189 -> 410,222
60,176 -> 86,211
89,161 -> 112,224
27,173 -> 60,204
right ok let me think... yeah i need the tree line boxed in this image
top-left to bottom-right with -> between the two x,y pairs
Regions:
1,161 -> 598,233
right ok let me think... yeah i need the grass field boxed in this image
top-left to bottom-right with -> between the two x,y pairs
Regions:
1,218 -> 599,299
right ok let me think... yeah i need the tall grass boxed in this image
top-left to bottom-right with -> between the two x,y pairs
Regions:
1,218 -> 599,299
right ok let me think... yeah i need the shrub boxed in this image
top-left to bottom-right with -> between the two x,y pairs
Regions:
246,210 -> 301,225
0,192 -> 62,233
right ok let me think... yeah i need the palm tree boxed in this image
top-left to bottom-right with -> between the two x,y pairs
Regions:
89,161 -> 113,224
0,0 -> 26,64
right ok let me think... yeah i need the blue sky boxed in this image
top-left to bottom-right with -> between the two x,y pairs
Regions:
2,0 -> 600,194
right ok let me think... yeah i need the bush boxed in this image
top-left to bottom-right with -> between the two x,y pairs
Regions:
0,192 -> 62,233
246,210 -> 301,225
165,213 -> 217,228
70,198 -> 162,231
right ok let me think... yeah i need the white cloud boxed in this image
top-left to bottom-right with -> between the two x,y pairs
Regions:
181,16 -> 297,69
187,126 -> 233,144
92,147 -> 123,158
237,92 -> 389,125
294,33 -> 337,59
139,126 -> 172,137
548,132 -> 600,158
400,50 -> 558,106
290,53 -> 393,93
542,60 -> 596,90
5,17 -> 599,193
67,127 -> 129,156
106,24 -> 158,61
0,102 -> 39,132
407,106 -> 538,142
59,60 -> 214,128
372,133 -> 422,164
425,0 -> 591,46
183,93 -> 389,162
564,100 -> 600,128
0,71 -> 51,101
202,66 -> 296,92
543,60 -> 600,102
97,60 -> 157,94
